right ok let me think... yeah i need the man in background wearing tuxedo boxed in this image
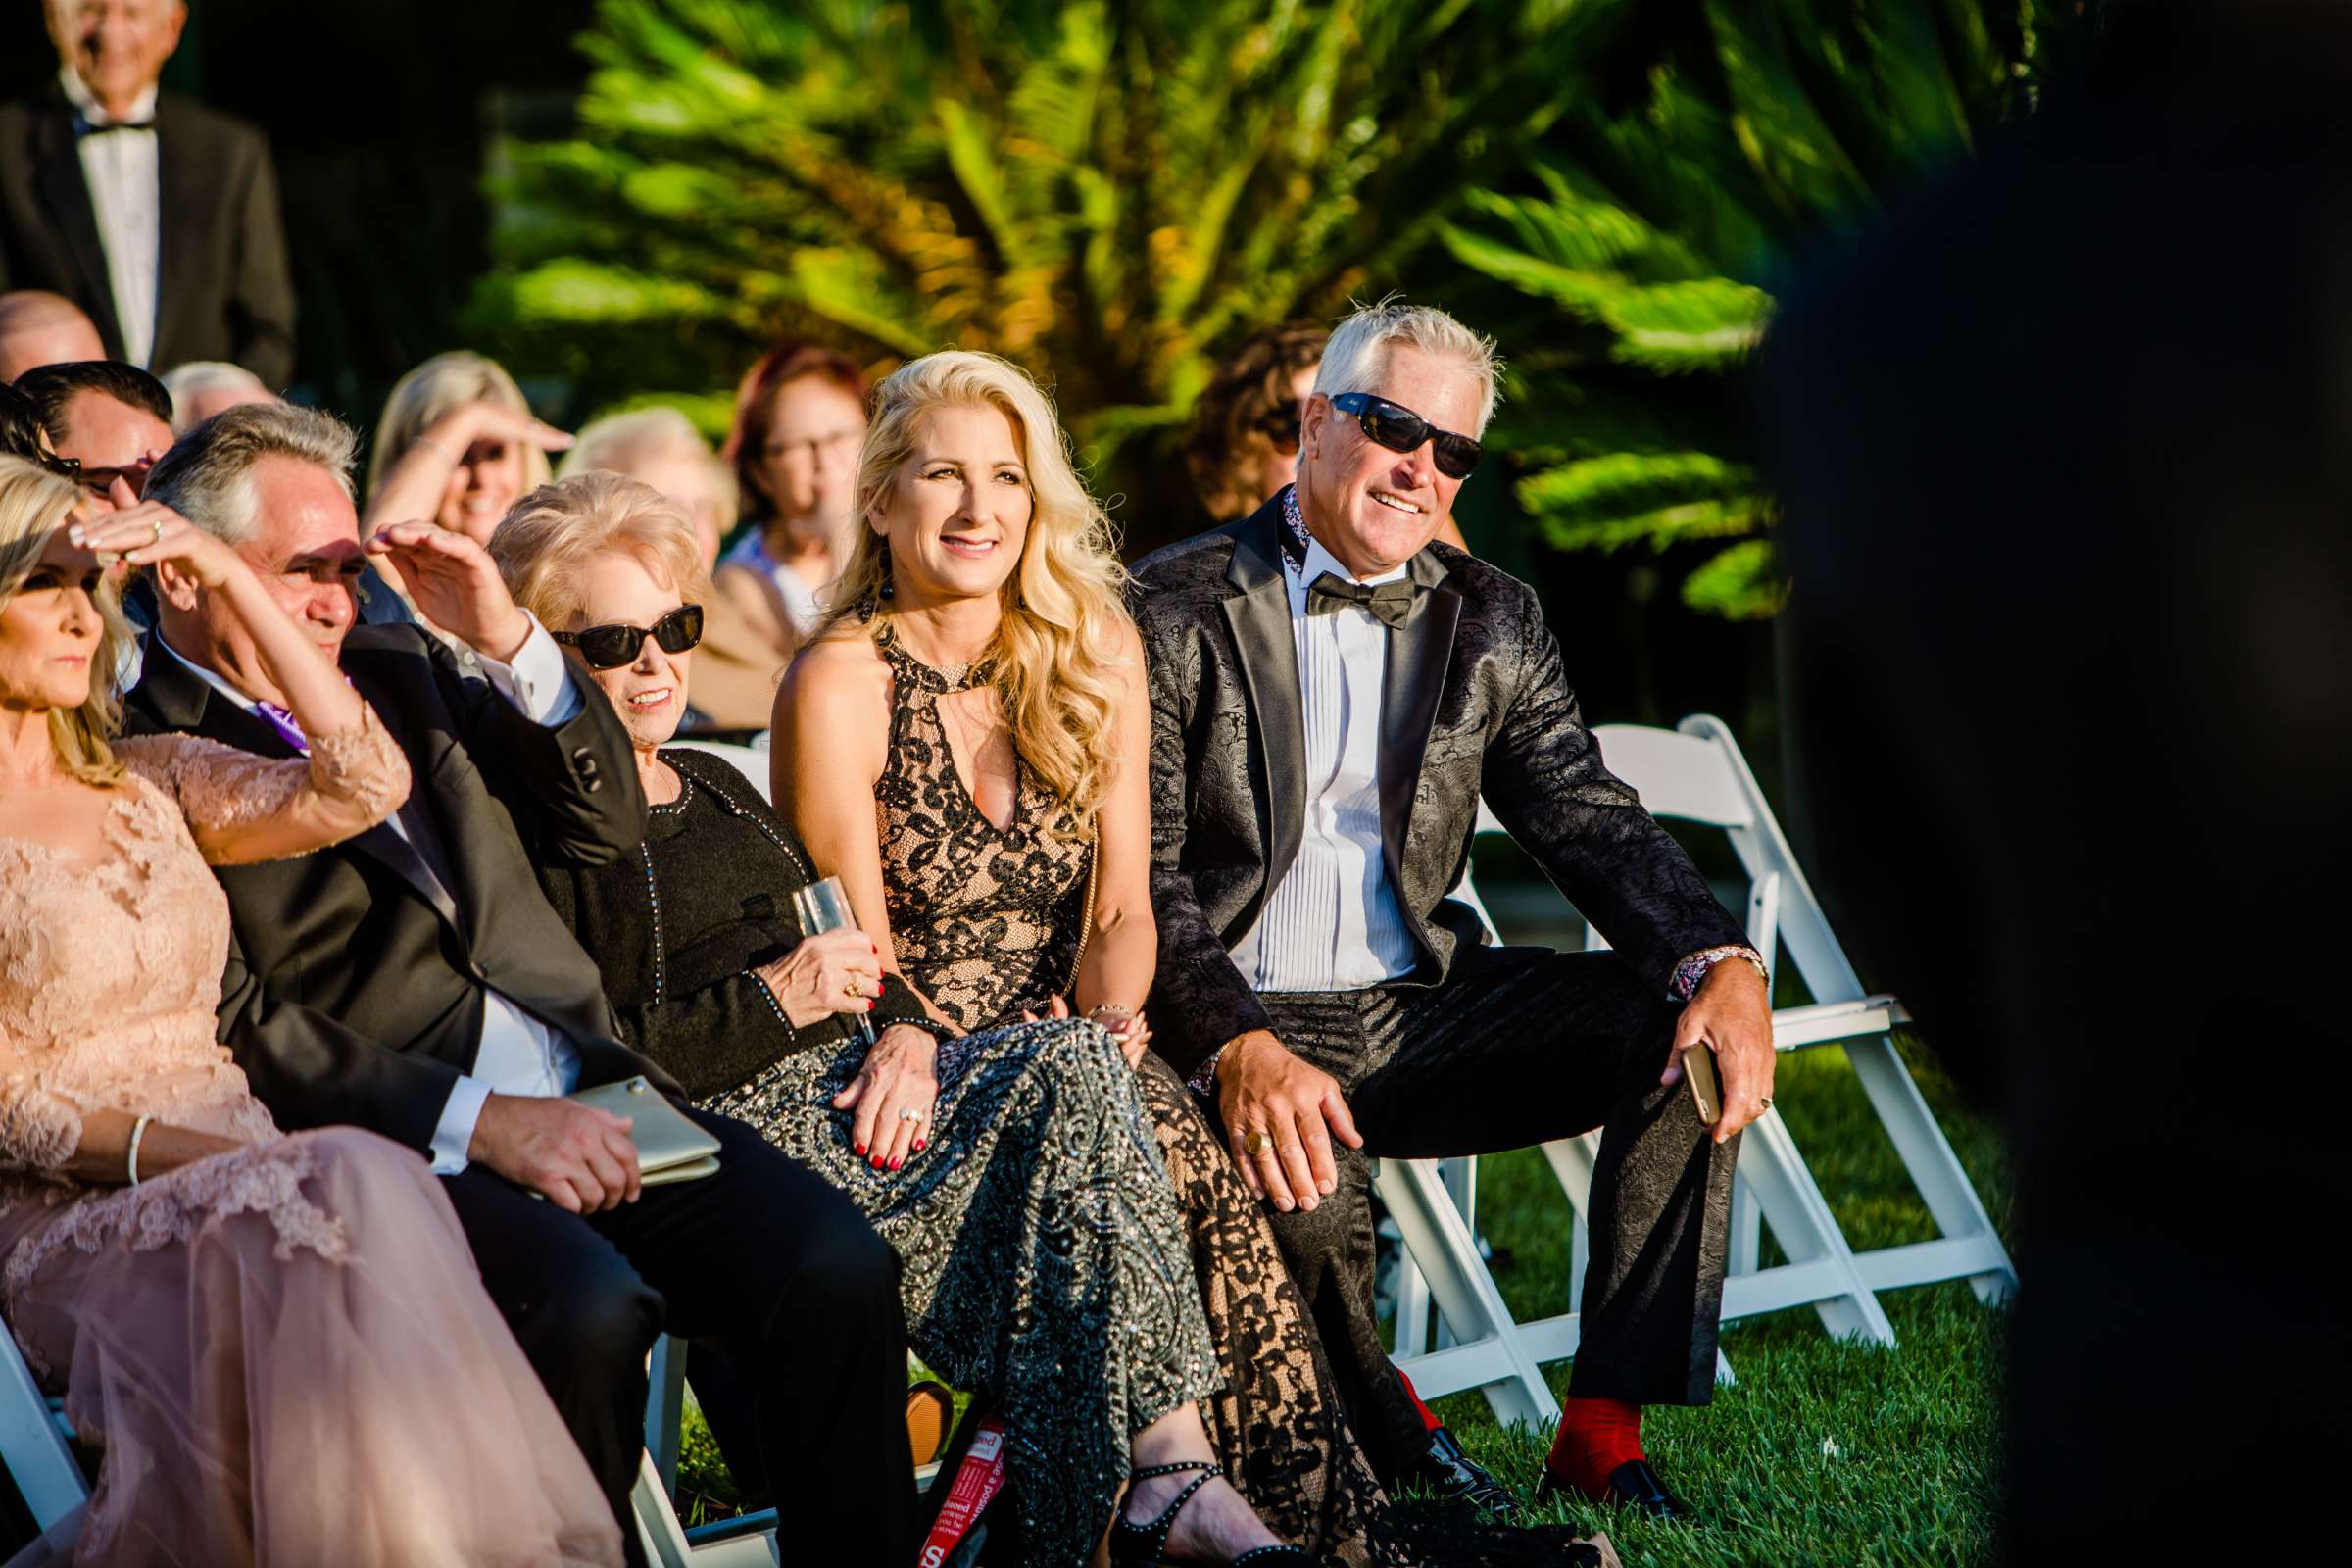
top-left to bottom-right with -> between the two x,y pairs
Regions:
0,0 -> 295,385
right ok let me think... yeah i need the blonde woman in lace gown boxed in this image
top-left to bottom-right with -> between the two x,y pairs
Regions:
0,458 -> 618,1567
772,354 -> 1384,1567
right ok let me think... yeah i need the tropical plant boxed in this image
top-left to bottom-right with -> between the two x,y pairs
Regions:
469,0 -> 1636,547
1434,0 -> 2061,616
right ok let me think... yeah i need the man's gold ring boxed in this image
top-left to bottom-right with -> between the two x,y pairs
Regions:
1757,1096 -> 1774,1112
1243,1131 -> 1268,1156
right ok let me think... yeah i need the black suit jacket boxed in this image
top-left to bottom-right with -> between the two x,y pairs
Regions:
122,624 -> 672,1152
0,86 -> 295,385
1128,493 -> 1746,1076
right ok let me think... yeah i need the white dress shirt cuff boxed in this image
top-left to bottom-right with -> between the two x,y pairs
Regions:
428,1075 -> 495,1176
474,612 -> 584,727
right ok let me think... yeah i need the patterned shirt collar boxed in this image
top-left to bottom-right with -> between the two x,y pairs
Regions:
1278,484 -> 1311,570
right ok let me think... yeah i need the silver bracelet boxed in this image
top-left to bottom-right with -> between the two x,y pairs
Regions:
126,1113 -> 152,1187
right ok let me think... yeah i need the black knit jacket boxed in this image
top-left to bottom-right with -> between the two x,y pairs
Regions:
531,747 -> 931,1101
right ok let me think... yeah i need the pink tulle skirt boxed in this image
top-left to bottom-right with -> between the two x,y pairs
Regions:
0,1127 -> 619,1567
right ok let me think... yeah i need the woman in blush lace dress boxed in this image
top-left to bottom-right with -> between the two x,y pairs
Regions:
0,458 -> 618,1568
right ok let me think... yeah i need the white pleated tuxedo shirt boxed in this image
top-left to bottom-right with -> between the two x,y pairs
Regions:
1226,518 -> 1422,994
58,68 -> 160,368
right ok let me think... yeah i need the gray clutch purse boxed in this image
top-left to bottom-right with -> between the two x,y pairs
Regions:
569,1075 -> 721,1186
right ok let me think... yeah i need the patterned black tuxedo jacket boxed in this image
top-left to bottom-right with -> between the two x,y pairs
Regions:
122,624 -> 676,1152
1129,493 -> 1746,1077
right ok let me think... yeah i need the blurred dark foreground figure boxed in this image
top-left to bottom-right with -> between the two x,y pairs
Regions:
1763,4 -> 2352,1558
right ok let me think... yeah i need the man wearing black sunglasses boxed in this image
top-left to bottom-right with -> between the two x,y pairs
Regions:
1133,300 -> 1773,1522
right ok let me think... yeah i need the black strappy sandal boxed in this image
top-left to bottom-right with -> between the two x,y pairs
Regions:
1108,1460 -> 1315,1567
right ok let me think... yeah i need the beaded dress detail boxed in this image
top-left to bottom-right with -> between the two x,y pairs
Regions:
0,717 -> 617,1567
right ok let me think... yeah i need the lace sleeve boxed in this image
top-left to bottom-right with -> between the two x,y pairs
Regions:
116,706 -> 413,865
0,1021 -> 81,1171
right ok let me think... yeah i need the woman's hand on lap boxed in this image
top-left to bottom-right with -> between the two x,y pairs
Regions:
832,1023 -> 939,1170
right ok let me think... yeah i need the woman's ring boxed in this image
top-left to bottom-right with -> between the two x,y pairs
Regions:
1243,1131 -> 1268,1156
898,1107 -> 921,1123
148,517 -> 165,547
844,980 -> 860,998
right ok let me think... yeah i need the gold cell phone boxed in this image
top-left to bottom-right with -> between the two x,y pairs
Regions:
1684,1043 -> 1723,1126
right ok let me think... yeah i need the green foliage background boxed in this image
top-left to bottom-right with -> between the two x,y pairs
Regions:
469,0 -> 2062,592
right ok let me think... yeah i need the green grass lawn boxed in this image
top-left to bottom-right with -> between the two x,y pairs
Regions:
677,1033 -> 2011,1564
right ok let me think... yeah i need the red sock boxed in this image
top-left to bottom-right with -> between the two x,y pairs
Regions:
1545,1396 -> 1644,1495
1394,1369 -> 1445,1434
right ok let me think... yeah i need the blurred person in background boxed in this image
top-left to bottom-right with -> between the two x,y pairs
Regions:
363,349 -> 568,643
560,406 -> 779,733
1188,322 -> 1467,552
0,0 -> 296,384
1134,301 -> 1771,1521
15,358 -> 170,509
1764,3 -> 2352,1557
0,456 -> 619,1567
160,358 -> 272,433
0,290 -> 103,381
715,340 -> 866,656
0,381 -> 70,468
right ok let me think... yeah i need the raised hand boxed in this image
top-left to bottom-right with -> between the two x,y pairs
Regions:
1214,1030 -> 1362,1214
365,521 -> 533,660
70,499 -> 246,588
1665,958 -> 1776,1145
831,1023 -> 940,1171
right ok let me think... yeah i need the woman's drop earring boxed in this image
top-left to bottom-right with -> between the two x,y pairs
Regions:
878,539 -> 896,602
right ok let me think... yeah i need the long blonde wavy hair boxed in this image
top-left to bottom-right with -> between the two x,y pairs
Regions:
826,351 -> 1129,831
0,457 -> 129,787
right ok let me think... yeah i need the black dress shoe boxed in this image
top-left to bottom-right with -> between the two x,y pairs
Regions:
1394,1427 -> 1524,1522
1534,1457 -> 1690,1522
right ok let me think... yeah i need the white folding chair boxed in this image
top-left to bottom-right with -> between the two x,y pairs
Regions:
668,741 -> 773,805
1378,712 -> 2014,1427
0,1330 -> 86,1550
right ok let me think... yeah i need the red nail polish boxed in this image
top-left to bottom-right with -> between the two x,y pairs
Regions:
865,999 -> 875,1011
854,1143 -> 866,1155
871,1156 -> 885,1170
891,1155 -> 904,1170
912,1139 -> 925,1152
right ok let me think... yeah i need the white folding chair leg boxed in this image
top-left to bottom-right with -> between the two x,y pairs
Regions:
0,1333 -> 86,1530
1375,1157 -> 1557,1431
646,1335 -> 687,1494
1840,1034 -> 2017,1303
1719,1110 -> 1898,1344
1728,1173 -> 1762,1277
633,1449 -> 695,1568
1392,1251 -> 1433,1359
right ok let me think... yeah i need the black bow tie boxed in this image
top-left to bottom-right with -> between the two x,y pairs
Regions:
1305,572 -> 1419,629
79,117 -> 154,136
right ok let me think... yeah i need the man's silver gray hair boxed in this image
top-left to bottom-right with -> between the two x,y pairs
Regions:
158,361 -> 270,435
1311,299 -> 1503,436
144,402 -> 359,546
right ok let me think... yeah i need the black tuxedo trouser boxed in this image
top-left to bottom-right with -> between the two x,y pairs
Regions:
440,1102 -> 915,1567
1222,945 -> 1738,1484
